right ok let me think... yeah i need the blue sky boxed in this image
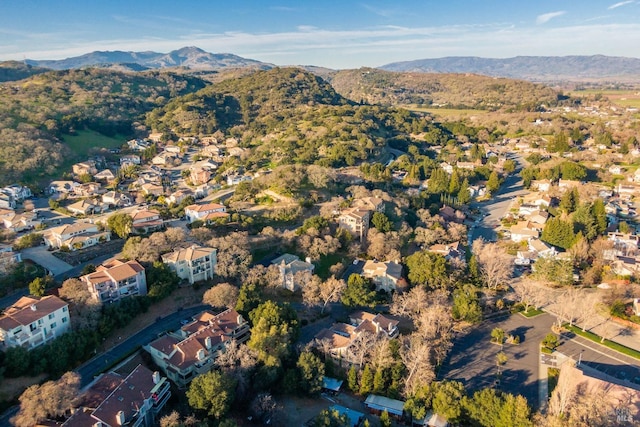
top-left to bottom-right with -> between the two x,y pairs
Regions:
1,1 -> 639,68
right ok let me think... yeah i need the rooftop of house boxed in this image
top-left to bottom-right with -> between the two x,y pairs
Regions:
162,245 -> 216,263
362,260 -> 402,280
0,295 -> 67,331
185,203 -> 225,212
82,259 -> 144,285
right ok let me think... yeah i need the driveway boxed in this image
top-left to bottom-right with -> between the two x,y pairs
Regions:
21,245 -> 73,276
439,312 -> 555,409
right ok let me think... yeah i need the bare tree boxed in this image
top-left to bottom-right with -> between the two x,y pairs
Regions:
302,276 -> 346,313
401,336 -> 435,395
366,229 -> 401,261
548,362 -> 580,418
347,330 -> 377,367
202,283 -> 239,309
472,239 -> 513,290
12,372 -> 80,427
390,286 -> 430,320
511,279 -> 546,314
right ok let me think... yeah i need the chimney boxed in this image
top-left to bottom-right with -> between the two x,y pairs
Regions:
116,410 -> 126,426
205,336 -> 212,349
152,371 -> 161,384
305,256 -> 312,264
30,304 -> 37,311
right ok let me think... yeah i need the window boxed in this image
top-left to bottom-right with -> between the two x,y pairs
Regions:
48,313 -> 55,320
62,317 -> 68,323
38,319 -> 43,325
50,322 -> 57,329
62,306 -> 68,312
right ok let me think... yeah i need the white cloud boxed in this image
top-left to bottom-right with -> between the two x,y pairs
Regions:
608,1 -> 634,10
536,11 -> 566,25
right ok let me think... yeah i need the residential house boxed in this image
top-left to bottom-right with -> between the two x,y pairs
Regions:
633,169 -> 640,184
184,203 -> 228,223
131,209 -> 164,234
167,189 -> 193,206
608,232 -> 640,253
0,193 -> 14,209
49,180 -> 80,195
62,364 -> 170,427
0,243 -> 21,274
525,210 -> 549,225
510,221 -> 541,242
120,154 -> 141,166
227,146 -> 247,157
364,394 -> 405,419
148,133 -> 163,143
353,197 -> 386,213
528,239 -> 557,258
271,254 -> 315,291
102,191 -> 131,207
361,260 -> 403,292
617,183 -> 639,197
314,311 -> 399,365
151,152 -> 176,166
81,259 -> 147,303
439,162 -> 454,174
1,184 -> 32,202
127,138 -> 151,151
44,222 -> 111,251
226,174 -> 252,186
72,160 -> 98,177
531,180 -> 552,193
2,211 -> 40,232
94,169 -> 116,182
145,309 -> 250,387
558,180 -> 581,192
468,184 -> 487,198
162,245 -> 217,284
612,256 -> 640,277
456,161 -> 477,171
189,167 -> 212,186
428,241 -> 463,260
421,412 -> 449,427
73,182 -> 104,198
140,182 -> 164,197
67,199 -> 100,216
348,311 -> 399,338
164,145 -> 181,155
439,205 -> 465,223
0,295 -> 70,350
609,165 -> 623,175
338,208 -> 370,241
518,203 -> 540,216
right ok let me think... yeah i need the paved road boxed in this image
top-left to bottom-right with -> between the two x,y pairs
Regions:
470,155 -> 528,243
77,304 -> 208,388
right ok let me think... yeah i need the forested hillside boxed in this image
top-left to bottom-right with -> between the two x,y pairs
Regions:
330,68 -> 562,111
146,67 -> 445,167
0,68 -> 206,184
0,61 -> 47,83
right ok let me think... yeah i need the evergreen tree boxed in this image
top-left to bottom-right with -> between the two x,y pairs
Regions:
559,187 -> 579,213
542,217 -> 575,250
458,178 -> 471,204
359,365 -> 374,395
572,204 -> 597,240
487,171 -> 500,194
373,367 -> 386,394
380,410 -> 392,427
427,168 -> 449,194
347,365 -> 359,392
448,168 -> 461,194
592,198 -> 607,234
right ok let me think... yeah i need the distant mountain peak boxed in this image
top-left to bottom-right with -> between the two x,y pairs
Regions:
24,47 -> 273,71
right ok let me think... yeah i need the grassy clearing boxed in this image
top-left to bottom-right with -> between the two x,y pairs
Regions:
315,253 -> 346,280
520,307 -> 545,318
564,323 -> 640,360
62,129 -> 126,157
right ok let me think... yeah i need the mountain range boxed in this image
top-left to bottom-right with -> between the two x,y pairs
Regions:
12,47 -> 640,82
25,46 -> 273,71
380,55 -> 640,82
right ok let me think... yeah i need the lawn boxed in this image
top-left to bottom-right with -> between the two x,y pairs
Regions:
403,105 -> 489,117
315,253 -> 346,280
520,307 -> 545,318
564,324 -> 640,360
62,129 -> 126,157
